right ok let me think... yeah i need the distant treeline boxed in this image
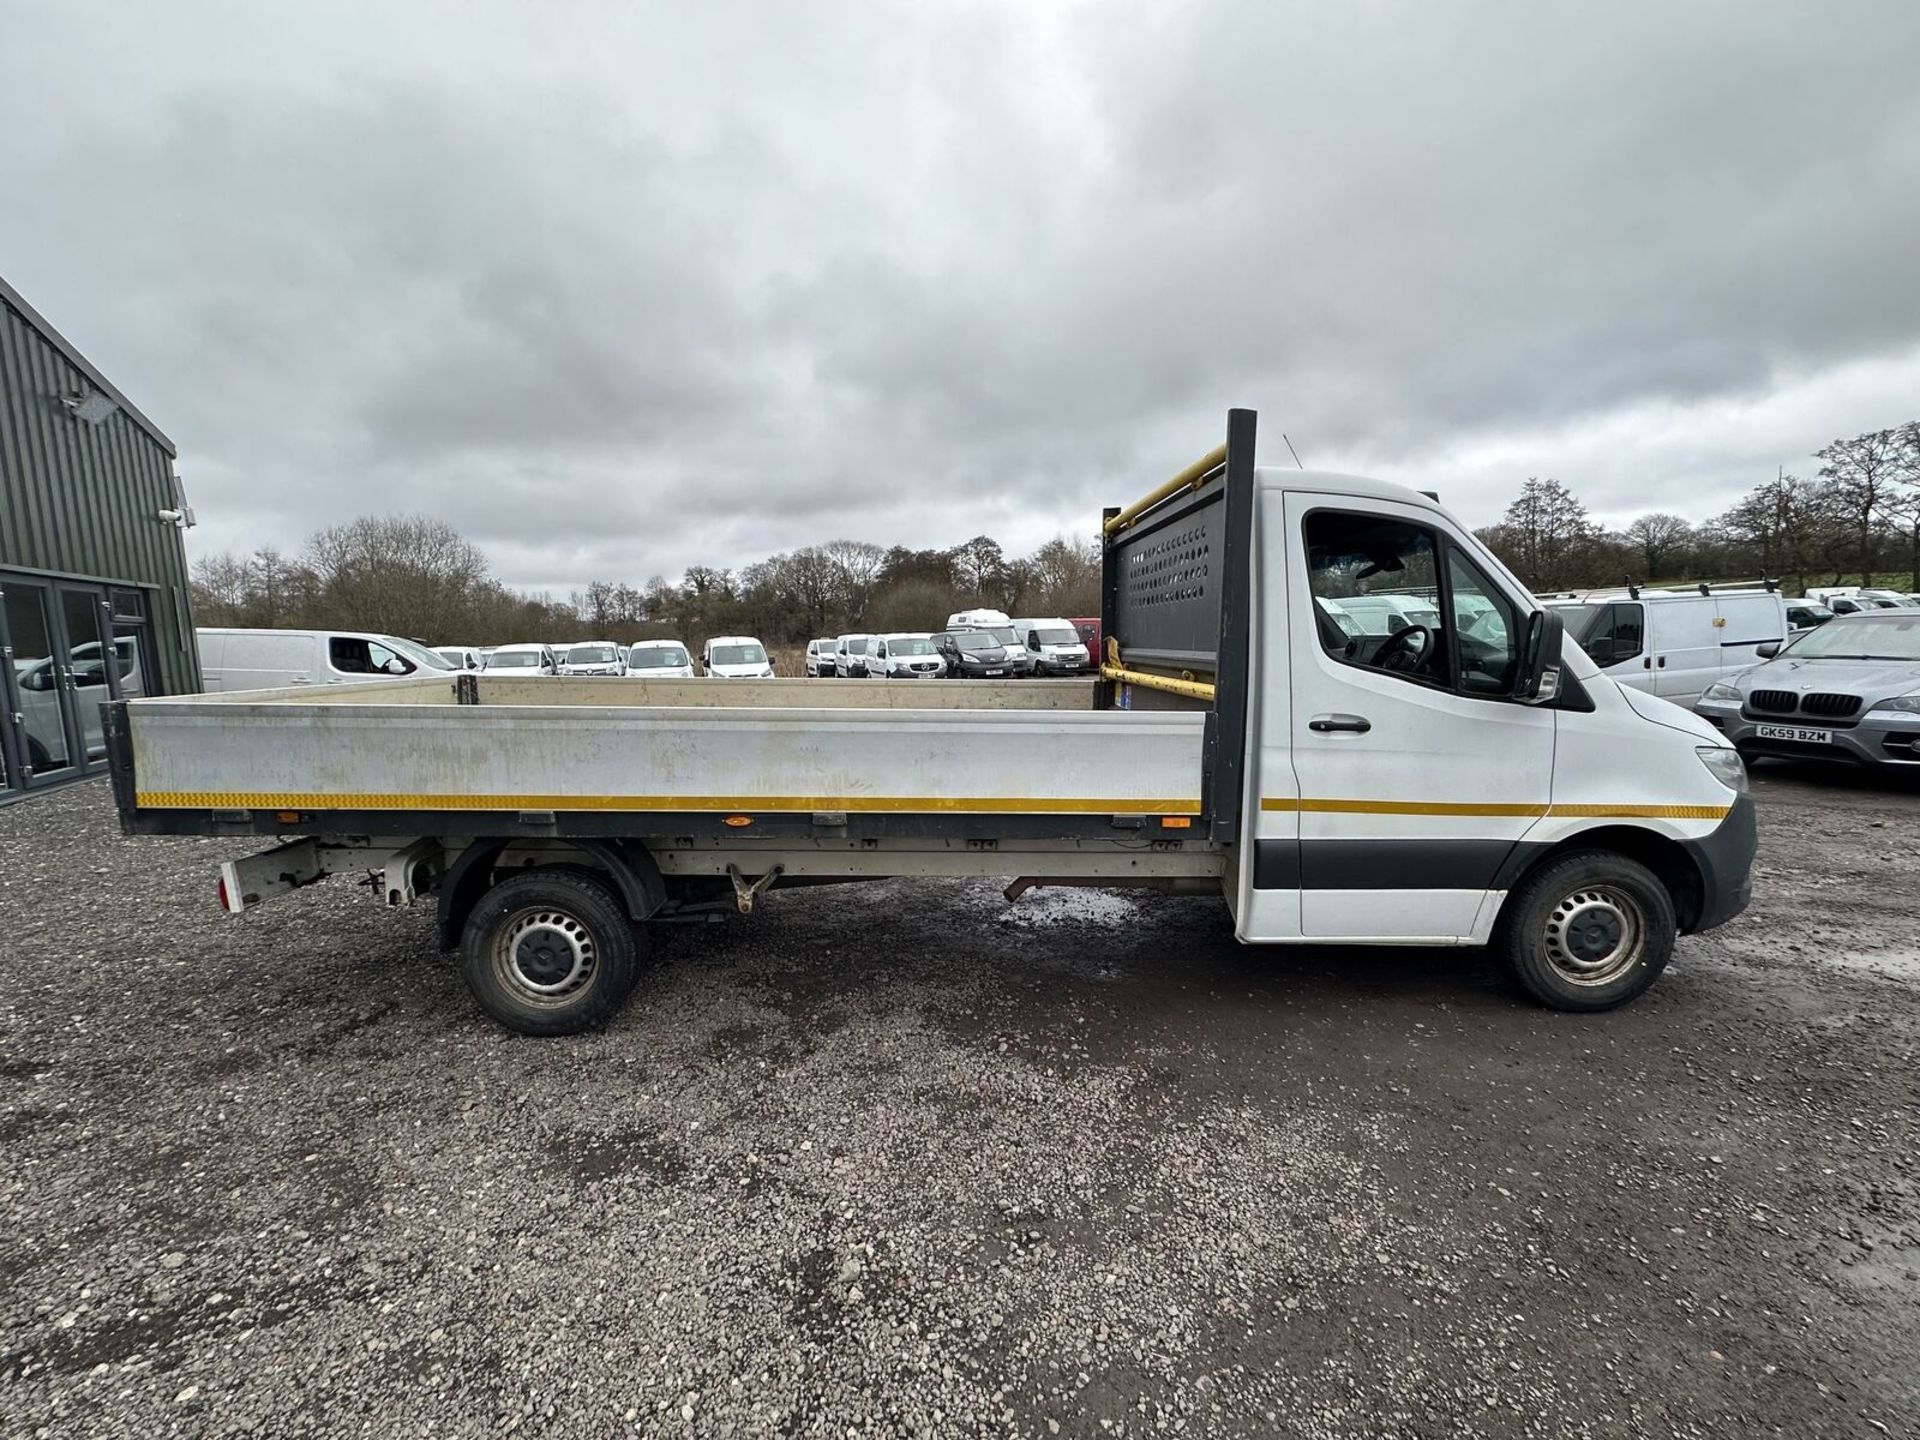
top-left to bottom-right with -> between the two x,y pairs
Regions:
1476,421 -> 1920,593
190,522 -> 1101,649
191,419 -> 1920,644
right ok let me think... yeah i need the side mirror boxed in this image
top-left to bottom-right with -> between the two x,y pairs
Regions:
1755,641 -> 1780,659
1513,609 -> 1566,705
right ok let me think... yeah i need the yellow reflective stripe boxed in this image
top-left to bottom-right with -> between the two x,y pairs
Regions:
1263,798 -> 1544,817
136,791 -> 1203,816
1545,803 -> 1731,820
1259,797 -> 1729,821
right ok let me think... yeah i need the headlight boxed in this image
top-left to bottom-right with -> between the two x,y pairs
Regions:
1696,745 -> 1749,795
1699,682 -> 1742,704
1870,695 -> 1920,714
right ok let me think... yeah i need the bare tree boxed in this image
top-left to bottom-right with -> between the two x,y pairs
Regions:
1876,421 -> 1920,591
820,539 -> 885,619
305,514 -> 492,637
948,535 -> 1007,599
1621,513 -> 1693,581
1816,427 -> 1908,585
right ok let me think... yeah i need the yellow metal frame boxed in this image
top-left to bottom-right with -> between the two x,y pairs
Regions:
1100,664 -> 1216,703
1102,442 -> 1228,536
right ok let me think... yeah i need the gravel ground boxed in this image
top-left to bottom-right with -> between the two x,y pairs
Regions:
1,767 -> 1915,1439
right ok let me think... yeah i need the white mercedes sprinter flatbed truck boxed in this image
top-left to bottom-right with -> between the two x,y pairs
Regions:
107,410 -> 1756,1034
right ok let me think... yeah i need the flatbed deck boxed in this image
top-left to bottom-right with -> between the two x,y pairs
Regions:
112,676 -> 1210,841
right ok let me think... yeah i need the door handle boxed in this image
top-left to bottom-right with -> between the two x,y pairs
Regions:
1643,657 -> 1653,669
1657,656 -> 1666,668
1308,713 -> 1371,734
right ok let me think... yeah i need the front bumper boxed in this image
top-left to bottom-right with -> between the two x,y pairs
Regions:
1034,657 -> 1089,676
1677,792 -> 1756,933
1696,700 -> 1920,766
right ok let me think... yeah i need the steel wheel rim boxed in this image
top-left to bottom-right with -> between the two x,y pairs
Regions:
493,907 -> 598,1006
1543,885 -> 1645,986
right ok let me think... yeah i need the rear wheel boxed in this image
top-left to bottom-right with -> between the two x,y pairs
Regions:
460,870 -> 640,1035
1497,850 -> 1676,1012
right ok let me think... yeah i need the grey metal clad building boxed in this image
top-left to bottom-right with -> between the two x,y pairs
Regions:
1,273 -> 200,799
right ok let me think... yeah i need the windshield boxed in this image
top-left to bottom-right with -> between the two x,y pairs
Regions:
487,650 -> 543,668
952,633 -> 996,652
987,627 -> 1020,646
1780,616 -> 1920,662
630,645 -> 689,668
710,643 -> 767,666
1034,627 -> 1079,645
839,635 -> 870,650
568,645 -> 617,664
386,636 -> 455,670
889,637 -> 936,656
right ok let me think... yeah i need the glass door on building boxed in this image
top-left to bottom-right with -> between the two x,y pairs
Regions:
2,578 -> 84,788
59,585 -> 121,768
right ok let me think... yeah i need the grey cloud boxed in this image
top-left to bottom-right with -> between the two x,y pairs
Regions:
2,0 -> 1917,594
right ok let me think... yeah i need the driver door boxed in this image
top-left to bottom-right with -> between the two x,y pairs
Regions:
1284,495 -> 1555,940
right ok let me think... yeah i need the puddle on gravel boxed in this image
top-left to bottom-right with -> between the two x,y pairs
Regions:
984,886 -> 1148,928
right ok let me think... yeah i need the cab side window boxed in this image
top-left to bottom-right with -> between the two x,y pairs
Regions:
1581,603 -> 1644,666
1305,512 -> 1525,700
330,637 -> 375,674
1446,547 -> 1521,695
1305,514 -> 1447,686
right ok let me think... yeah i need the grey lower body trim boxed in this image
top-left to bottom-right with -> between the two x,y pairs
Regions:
1255,838 -> 1547,891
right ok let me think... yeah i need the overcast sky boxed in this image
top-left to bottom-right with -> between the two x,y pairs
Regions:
4,1 -> 1918,594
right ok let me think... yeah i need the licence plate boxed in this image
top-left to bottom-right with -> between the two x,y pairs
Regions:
1756,724 -> 1831,743
984,669 -> 1003,677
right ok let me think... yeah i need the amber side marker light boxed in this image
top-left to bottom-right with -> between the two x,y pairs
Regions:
723,815 -> 754,828
275,810 -> 303,825
1160,816 -> 1192,829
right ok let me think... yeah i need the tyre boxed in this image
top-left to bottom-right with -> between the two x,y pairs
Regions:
1496,850 -> 1676,1012
459,869 -> 641,1036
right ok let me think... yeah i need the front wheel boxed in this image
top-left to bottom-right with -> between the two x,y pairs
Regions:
460,870 -> 641,1035
1496,851 -> 1676,1012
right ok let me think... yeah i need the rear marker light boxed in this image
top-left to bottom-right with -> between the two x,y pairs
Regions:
1160,816 -> 1192,829
723,815 -> 753,828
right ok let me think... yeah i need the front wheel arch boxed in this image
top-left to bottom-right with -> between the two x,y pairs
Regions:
1498,825 -> 1704,934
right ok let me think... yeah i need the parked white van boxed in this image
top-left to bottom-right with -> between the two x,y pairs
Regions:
702,636 -> 774,679
559,641 -> 626,677
834,634 -> 874,678
1334,593 -> 1444,639
866,633 -> 945,678
483,643 -> 557,676
1545,586 -> 1787,707
198,629 -> 455,692
804,638 -> 838,676
1009,617 -> 1091,675
625,640 -> 695,678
